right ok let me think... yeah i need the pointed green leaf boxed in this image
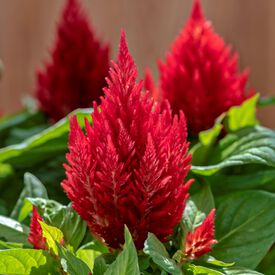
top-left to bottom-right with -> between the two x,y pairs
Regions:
105,226 -> 140,275
76,249 -> 101,271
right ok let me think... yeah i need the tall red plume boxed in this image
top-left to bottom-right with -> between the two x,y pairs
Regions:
62,30 -> 192,249
36,0 -> 109,122
159,0 -> 254,134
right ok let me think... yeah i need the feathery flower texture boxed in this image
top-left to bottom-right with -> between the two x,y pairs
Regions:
62,31 -> 192,249
185,209 -> 217,259
36,0 -> 109,121
28,207 -> 47,250
159,0 -> 253,134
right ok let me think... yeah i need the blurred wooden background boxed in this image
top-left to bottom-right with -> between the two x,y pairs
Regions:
0,0 -> 274,127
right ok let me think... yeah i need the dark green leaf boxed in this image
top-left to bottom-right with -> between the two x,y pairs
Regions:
144,233 -> 182,275
221,266 -> 263,274
0,215 -> 29,245
212,190 -> 275,269
192,126 -> 275,176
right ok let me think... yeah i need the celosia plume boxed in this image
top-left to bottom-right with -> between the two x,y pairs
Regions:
159,0 -> 254,134
28,207 -> 47,250
185,209 -> 217,259
36,0 -> 109,122
62,31 -> 192,249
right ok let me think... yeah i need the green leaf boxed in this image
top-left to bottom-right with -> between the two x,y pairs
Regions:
144,233 -> 182,275
0,108 -> 92,165
10,173 -> 48,220
76,249 -> 101,271
192,126 -> 275,176
0,248 -> 57,275
105,226 -> 140,275
212,190 -> 275,269
225,94 -> 259,132
78,239 -> 109,254
0,215 -> 29,245
57,243 -> 91,275
19,198 -> 87,251
39,221 -> 64,255
185,264 -> 223,275
221,267 -> 263,274
93,255 -> 112,275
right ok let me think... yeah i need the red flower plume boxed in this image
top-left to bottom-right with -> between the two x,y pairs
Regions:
28,207 -> 47,250
185,209 -> 217,259
36,0 -> 109,122
62,31 -> 192,249
159,0 -> 254,134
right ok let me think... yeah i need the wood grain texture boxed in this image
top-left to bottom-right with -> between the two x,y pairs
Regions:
0,0 -> 274,126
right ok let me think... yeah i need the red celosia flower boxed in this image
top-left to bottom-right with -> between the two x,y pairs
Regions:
144,68 -> 160,102
159,0 -> 254,134
185,209 -> 217,259
36,0 -> 109,122
28,207 -> 47,250
62,31 -> 192,249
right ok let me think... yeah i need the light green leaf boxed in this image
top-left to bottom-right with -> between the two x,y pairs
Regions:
144,233 -> 182,275
200,255 -> 234,267
0,240 -> 23,249
76,249 -> 101,271
105,226 -> 140,275
212,190 -> 275,269
225,94 -> 259,132
0,248 -> 57,275
185,264 -> 223,275
10,173 -> 48,220
39,221 -> 64,255
192,126 -> 275,175
0,215 -> 29,245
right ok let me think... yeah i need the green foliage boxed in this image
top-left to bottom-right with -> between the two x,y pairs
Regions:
212,190 -> 275,269
0,249 -> 57,275
19,198 -> 87,251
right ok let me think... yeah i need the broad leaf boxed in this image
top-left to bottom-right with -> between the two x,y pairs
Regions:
105,226 -> 140,275
212,190 -> 275,269
144,233 -> 182,275
192,126 -> 275,175
0,248 -> 57,275
0,215 -> 29,245
185,264 -> 223,275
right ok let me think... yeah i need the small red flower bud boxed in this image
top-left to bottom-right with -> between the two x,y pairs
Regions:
185,209 -> 217,259
28,207 -> 47,250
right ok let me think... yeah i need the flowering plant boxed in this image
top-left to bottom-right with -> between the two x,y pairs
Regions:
0,0 -> 274,274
